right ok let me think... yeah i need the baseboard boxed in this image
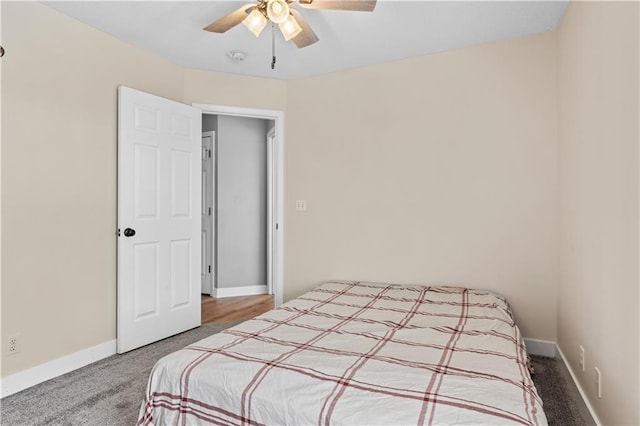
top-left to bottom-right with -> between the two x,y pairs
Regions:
213,285 -> 268,298
523,338 -> 557,357
524,339 -> 601,425
556,345 -> 602,426
0,339 -> 116,398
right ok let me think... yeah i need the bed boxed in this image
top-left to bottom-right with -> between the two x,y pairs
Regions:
137,281 -> 547,425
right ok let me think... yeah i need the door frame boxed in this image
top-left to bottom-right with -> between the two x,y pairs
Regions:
195,103 -> 284,307
266,127 -> 276,296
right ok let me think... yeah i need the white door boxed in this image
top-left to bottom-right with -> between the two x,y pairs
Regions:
117,86 -> 202,353
201,131 -> 215,295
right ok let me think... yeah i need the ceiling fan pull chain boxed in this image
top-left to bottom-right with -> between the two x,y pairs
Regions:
271,22 -> 276,70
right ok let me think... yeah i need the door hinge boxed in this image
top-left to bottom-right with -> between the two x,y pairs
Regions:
208,149 -> 211,158
208,207 -> 212,216
208,265 -> 212,274
276,223 -> 279,230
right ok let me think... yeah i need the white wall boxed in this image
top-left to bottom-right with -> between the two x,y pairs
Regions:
557,2 -> 639,424
216,116 -> 269,289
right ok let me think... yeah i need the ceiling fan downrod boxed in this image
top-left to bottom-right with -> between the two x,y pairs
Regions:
271,23 -> 277,70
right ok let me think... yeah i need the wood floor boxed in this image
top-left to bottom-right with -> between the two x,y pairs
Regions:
201,293 -> 274,324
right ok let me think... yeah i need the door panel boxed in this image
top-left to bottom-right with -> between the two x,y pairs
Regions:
134,105 -> 158,132
170,239 -> 192,309
171,114 -> 193,138
134,145 -> 159,219
171,150 -> 192,218
118,86 -> 202,353
133,243 -> 159,319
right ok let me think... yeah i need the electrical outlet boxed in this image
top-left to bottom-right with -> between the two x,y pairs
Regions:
7,333 -> 21,355
295,200 -> 307,212
595,367 -> 602,398
579,345 -> 585,371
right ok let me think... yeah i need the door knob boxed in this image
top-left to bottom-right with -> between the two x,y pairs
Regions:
124,228 -> 136,237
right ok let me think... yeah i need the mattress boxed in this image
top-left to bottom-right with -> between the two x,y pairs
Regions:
137,281 -> 547,425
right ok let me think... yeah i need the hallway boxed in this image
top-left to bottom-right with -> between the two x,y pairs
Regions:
201,294 -> 274,324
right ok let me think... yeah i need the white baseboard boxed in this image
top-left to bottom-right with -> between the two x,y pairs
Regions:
556,345 -> 602,426
523,339 -> 600,425
0,339 -> 116,398
213,285 -> 268,298
523,338 -> 557,357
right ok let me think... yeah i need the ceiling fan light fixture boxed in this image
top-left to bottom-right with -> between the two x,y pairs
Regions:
242,9 -> 268,37
279,15 -> 302,41
266,0 -> 290,24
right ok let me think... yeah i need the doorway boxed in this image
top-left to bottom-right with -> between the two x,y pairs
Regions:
117,88 -> 284,353
199,105 -> 283,312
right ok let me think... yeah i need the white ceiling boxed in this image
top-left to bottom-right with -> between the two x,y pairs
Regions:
44,1 -> 567,80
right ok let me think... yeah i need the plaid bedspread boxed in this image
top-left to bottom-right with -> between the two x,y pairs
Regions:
138,281 -> 547,425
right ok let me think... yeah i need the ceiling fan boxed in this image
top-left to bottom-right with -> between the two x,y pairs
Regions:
203,0 -> 377,48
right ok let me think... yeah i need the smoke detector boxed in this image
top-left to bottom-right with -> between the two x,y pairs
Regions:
226,50 -> 247,64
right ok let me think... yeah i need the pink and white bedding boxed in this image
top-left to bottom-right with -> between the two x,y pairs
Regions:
138,281 -> 547,425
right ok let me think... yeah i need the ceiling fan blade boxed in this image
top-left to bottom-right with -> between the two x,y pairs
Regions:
290,9 -> 319,48
297,0 -> 376,12
203,3 -> 256,33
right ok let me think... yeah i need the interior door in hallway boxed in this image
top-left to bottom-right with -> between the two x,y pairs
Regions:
117,86 -> 202,353
201,131 -> 215,295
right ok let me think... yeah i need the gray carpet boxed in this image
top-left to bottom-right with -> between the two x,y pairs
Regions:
0,323 -> 238,426
1,327 -> 592,425
530,355 -> 594,426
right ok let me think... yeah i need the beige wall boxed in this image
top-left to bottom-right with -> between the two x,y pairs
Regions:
2,3 -> 560,378
3,7 -> 637,423
286,33 -> 559,340
183,69 -> 286,110
557,2 -> 639,424
0,1 -> 184,376
0,2 -> 282,377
